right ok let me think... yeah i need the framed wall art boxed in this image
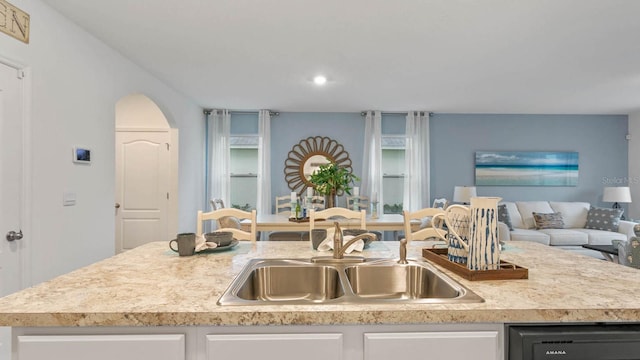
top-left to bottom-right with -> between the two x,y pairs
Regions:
475,151 -> 578,186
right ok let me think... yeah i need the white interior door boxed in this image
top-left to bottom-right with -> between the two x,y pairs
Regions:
115,131 -> 171,253
0,62 -> 26,359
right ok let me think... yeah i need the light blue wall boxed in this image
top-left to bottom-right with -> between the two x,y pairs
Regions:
430,114 -> 629,207
226,112 -> 629,210
230,113 -> 259,134
270,113 -> 365,206
382,113 -> 406,134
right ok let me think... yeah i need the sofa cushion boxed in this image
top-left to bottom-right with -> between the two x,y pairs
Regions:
533,212 -> 564,229
549,202 -> 590,228
509,229 -> 551,245
516,201 -> 554,229
574,228 -> 626,245
538,229 -> 588,246
498,204 -> 514,230
585,206 -> 623,232
503,202 -> 525,229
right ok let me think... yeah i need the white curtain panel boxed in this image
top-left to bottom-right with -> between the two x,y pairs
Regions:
403,111 -> 431,211
207,109 -> 231,211
361,110 -> 383,208
257,110 -> 272,217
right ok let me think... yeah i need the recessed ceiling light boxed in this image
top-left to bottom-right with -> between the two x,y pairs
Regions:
313,75 -> 327,85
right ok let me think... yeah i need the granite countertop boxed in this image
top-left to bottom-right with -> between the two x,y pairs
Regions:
0,240 -> 639,327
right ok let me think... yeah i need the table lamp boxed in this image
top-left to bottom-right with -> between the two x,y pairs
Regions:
603,187 -> 631,218
453,186 -> 477,205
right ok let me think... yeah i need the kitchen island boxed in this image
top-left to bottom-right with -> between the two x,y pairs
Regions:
1,240 -> 639,360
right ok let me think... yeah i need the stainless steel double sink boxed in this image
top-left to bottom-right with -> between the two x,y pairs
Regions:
217,257 -> 484,305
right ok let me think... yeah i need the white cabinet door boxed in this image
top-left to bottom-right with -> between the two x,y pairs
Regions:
18,334 -> 185,360
364,331 -> 499,360
206,333 -> 343,360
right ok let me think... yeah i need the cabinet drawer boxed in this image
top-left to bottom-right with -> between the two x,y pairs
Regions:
365,331 -> 499,360
18,334 -> 185,360
206,333 -> 343,360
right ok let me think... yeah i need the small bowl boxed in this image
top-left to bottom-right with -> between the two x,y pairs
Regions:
205,231 -> 234,246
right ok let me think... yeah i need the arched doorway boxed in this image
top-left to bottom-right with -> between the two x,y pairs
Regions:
115,94 -> 178,253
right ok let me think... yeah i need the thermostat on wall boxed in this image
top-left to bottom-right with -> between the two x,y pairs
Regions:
72,146 -> 91,164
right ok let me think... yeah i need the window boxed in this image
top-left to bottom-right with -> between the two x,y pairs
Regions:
381,135 -> 405,214
230,135 -> 258,210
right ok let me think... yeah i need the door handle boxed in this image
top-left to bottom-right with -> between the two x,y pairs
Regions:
115,203 -> 121,209
6,230 -> 23,242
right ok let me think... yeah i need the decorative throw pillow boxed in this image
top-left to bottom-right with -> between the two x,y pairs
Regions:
498,204 -> 514,230
217,216 -> 241,229
584,206 -> 623,232
532,212 -> 565,229
624,237 -> 640,268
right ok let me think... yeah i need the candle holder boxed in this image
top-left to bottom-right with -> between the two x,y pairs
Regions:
371,201 -> 379,219
290,202 -> 296,219
306,196 -> 313,212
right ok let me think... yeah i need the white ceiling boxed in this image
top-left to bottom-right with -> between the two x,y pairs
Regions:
44,0 -> 640,114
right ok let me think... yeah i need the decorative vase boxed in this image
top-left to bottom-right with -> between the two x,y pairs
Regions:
468,197 -> 502,271
325,190 -> 337,208
371,201 -> 379,219
441,205 -> 471,264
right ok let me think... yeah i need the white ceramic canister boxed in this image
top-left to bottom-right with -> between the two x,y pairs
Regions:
467,197 -> 502,271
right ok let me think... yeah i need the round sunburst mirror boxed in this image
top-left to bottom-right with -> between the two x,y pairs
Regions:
284,136 -> 352,195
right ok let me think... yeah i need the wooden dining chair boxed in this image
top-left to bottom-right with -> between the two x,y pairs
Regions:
402,208 -> 447,243
346,195 -> 369,211
309,207 -> 366,231
274,195 -> 293,216
308,195 -> 325,211
210,198 -> 225,211
432,198 -> 449,209
269,195 -> 305,241
197,208 -> 257,241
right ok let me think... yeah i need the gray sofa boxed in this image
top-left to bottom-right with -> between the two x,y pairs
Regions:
497,201 -> 636,259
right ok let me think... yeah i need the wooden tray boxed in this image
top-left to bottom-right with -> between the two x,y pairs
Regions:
422,248 -> 528,281
288,217 -> 310,223
287,217 -> 326,223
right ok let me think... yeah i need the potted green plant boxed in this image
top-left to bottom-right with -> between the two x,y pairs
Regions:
309,161 -> 359,208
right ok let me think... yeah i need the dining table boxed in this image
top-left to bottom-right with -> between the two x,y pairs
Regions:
241,213 -> 419,232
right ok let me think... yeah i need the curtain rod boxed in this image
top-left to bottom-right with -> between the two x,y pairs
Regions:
360,111 -> 434,117
203,108 -> 432,117
202,109 -> 279,116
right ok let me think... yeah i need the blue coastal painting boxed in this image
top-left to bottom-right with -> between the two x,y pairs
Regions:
475,151 -> 578,186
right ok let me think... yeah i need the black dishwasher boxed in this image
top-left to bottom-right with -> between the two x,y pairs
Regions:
507,324 -> 640,360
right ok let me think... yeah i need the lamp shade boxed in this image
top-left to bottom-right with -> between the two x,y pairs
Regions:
603,186 -> 632,203
453,186 -> 477,204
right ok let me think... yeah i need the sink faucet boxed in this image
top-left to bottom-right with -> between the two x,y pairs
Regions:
332,222 -> 377,259
398,238 -> 408,264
